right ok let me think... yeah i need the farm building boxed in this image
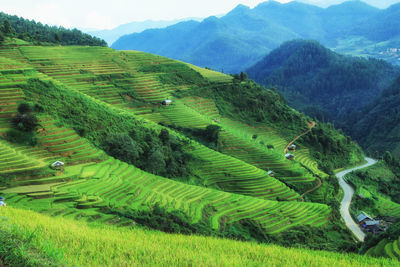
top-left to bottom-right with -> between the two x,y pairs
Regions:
285,153 -> 295,160
51,161 -> 64,170
268,171 -> 275,177
162,99 -> 172,106
357,212 -> 373,224
288,144 -> 296,151
362,220 -> 382,233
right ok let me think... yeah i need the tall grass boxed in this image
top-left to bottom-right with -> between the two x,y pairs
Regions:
0,207 -> 397,266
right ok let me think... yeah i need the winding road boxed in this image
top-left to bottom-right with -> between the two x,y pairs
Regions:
336,157 -> 377,242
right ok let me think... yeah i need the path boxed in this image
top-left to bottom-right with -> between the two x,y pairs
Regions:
336,157 -> 377,242
284,121 -> 320,201
283,121 -> 316,154
300,177 -> 322,202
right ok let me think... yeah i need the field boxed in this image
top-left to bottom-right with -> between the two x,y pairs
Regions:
366,236 -> 400,261
0,40 -> 363,259
0,207 -> 397,267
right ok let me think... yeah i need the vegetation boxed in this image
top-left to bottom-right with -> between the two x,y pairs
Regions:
0,207 -> 398,267
0,40 -> 368,260
247,40 -> 399,126
349,76 -> 400,158
0,12 -> 106,46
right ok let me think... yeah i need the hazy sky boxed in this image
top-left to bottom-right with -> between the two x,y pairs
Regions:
1,0 -> 399,30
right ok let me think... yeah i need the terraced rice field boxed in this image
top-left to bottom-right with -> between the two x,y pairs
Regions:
185,63 -> 233,83
2,157 -> 330,233
0,44 -> 332,235
367,236 -> 400,261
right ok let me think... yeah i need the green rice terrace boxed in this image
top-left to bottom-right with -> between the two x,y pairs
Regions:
0,39 -> 372,264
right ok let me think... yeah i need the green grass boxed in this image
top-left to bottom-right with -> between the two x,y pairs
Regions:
0,207 -> 397,267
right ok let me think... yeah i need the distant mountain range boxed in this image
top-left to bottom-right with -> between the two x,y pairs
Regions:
86,17 -> 203,45
111,0 -> 400,73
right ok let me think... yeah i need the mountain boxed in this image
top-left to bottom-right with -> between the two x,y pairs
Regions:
86,17 -> 203,45
112,0 -> 388,73
350,76 -> 400,157
247,40 -> 400,123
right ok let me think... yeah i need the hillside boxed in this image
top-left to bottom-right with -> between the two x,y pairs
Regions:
0,207 -> 398,266
110,0 -> 400,73
0,39 -> 366,257
247,40 -> 400,124
349,76 -> 400,157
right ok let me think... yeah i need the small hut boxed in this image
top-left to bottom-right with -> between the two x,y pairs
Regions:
288,144 -> 297,151
285,153 -> 295,160
51,161 -> 65,170
161,99 -> 172,106
357,212 -> 372,225
268,171 -> 275,177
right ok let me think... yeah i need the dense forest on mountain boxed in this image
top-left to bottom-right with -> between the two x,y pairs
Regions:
247,40 -> 400,124
0,12 -> 106,46
349,76 -> 400,158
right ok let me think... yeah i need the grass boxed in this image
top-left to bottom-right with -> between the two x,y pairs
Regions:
0,207 -> 397,267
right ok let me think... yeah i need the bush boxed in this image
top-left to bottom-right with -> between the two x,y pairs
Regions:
12,113 -> 39,132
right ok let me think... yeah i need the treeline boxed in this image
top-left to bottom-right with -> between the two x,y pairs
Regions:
0,12 -> 106,46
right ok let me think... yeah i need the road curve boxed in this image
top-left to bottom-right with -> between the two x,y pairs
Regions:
336,157 -> 377,242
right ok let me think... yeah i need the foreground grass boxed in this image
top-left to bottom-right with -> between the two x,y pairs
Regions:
0,207 -> 397,266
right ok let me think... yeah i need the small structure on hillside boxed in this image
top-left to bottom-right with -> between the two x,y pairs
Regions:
285,153 -> 295,160
357,212 -> 373,224
213,118 -> 220,123
288,144 -> 297,151
0,197 -> 6,207
268,171 -> 275,177
51,161 -> 65,170
362,220 -> 382,233
161,99 -> 172,106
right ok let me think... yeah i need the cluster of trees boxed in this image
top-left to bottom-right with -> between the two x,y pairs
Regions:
7,103 -> 40,145
25,79 -> 195,181
102,128 -> 194,179
0,12 -> 106,46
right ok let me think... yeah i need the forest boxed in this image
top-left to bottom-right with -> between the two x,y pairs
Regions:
0,12 -> 106,46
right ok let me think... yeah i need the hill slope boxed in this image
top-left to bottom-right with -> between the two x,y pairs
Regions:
350,76 -> 400,157
246,40 -> 400,124
0,40 -> 364,252
0,207 -> 398,266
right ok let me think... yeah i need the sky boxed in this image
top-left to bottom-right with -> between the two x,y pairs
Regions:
1,0 -> 399,30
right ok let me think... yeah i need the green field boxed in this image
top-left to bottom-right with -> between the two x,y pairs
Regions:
0,207 -> 397,267
0,40 -> 368,262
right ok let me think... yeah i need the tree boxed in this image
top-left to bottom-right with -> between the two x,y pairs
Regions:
1,19 -> 13,36
204,125 -> 221,143
103,133 -> 141,163
0,31 -> 4,44
12,113 -> 39,132
17,103 -> 32,114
